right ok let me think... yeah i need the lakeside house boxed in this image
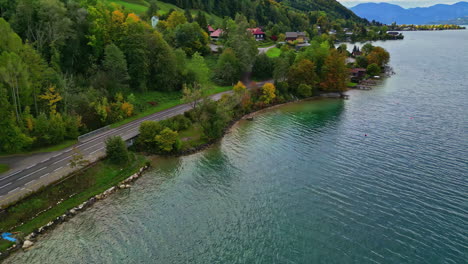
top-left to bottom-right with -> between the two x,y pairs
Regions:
285,32 -> 309,43
350,68 -> 367,82
247,27 -> 266,41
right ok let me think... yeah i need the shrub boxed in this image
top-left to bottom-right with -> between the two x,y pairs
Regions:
105,136 -> 129,165
367,63 -> 381,76
297,84 -> 312,98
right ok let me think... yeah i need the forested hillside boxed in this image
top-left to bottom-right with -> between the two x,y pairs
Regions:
0,0 -> 385,155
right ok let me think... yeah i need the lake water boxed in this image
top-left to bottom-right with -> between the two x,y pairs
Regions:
5,30 -> 468,263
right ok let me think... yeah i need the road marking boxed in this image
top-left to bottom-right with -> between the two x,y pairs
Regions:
53,156 -> 71,165
0,182 -> 12,190
8,187 -> 20,194
1,170 -> 22,181
16,166 -> 47,181
40,173 -> 50,179
53,167 -> 63,172
26,180 -> 36,186
84,144 -> 100,151
90,148 -> 103,155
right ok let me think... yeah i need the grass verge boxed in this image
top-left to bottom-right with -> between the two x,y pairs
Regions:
0,164 -> 10,174
266,47 -> 281,58
0,154 -> 148,251
0,140 -> 77,158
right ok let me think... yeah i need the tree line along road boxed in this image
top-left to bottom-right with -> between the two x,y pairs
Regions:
0,89 -> 240,208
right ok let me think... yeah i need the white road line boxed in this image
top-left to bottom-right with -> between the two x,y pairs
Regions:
53,167 -> 63,172
0,182 -> 12,190
8,187 -> 20,194
84,144 -> 100,151
40,173 -> 50,179
53,156 -> 71,165
16,166 -> 47,181
26,180 -> 36,185
1,170 -> 22,181
90,148 -> 103,155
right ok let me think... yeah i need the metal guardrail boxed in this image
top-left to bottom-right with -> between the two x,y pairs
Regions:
78,125 -> 111,143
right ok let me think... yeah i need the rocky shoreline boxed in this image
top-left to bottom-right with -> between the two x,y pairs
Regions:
0,165 -> 151,261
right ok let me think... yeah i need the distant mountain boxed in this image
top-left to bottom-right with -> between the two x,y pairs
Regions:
351,1 -> 468,24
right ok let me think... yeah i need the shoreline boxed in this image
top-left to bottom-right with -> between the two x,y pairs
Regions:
0,95 -> 347,261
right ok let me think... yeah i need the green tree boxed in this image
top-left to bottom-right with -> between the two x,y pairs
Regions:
146,0 -> 159,18
367,63 -> 381,76
225,14 -> 258,73
287,59 -> 317,92
195,11 -> 208,32
214,48 -> 241,85
174,22 -> 209,56
0,85 -> 33,153
252,53 -> 274,80
105,136 -> 129,165
155,128 -> 180,153
199,99 -> 230,139
297,84 -> 313,98
103,43 -> 130,91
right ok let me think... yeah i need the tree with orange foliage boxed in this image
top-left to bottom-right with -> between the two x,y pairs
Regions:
320,49 -> 348,93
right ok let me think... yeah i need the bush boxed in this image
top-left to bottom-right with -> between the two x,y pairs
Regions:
297,84 -> 313,98
367,63 -> 381,76
276,81 -> 289,96
105,136 -> 129,165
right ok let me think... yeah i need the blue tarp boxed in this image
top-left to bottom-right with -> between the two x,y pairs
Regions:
1,232 -> 17,242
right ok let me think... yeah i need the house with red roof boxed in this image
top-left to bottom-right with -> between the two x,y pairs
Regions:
207,25 -> 215,34
210,29 -> 224,40
247,27 -> 266,41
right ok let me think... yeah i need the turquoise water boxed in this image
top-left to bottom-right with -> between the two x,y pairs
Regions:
6,30 -> 468,263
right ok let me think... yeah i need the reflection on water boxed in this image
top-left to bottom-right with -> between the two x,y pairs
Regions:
5,30 -> 468,264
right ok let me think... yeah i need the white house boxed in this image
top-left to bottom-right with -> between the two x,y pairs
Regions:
151,16 -> 159,28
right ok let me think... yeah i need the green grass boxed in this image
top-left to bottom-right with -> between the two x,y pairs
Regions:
266,47 -> 282,58
178,125 -> 207,150
111,0 -> 149,13
107,0 -> 223,25
0,154 -> 148,251
347,82 -> 358,87
0,140 -> 77,158
257,41 -> 275,48
0,164 -> 10,174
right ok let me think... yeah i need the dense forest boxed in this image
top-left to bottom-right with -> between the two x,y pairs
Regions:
0,0 -> 391,155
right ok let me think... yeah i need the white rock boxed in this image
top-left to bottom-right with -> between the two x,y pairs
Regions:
22,240 -> 34,249
70,209 -> 76,215
125,185 -> 131,188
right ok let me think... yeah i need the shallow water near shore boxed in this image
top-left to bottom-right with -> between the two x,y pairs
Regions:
6,30 -> 468,263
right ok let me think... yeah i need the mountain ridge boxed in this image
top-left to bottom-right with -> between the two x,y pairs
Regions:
351,1 -> 468,24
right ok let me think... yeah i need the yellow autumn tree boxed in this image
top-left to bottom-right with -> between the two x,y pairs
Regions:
261,83 -> 276,104
233,81 -> 246,95
167,11 -> 187,29
39,86 -> 62,115
121,102 -> 134,117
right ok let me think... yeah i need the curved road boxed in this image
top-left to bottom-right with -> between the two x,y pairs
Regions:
0,90 -> 235,208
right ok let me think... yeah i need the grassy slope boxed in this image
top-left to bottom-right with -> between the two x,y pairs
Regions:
0,154 -> 147,251
108,0 -> 223,25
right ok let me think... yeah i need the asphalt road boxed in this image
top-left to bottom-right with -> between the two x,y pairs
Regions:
0,90 -> 233,207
